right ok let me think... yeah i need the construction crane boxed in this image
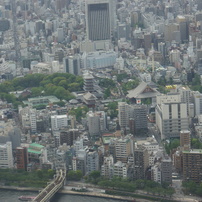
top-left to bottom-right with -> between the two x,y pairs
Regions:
11,0 -> 23,76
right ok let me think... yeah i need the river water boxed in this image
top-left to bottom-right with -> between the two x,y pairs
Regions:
0,190 -> 126,202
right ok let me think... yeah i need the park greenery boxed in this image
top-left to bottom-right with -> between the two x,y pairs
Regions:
84,171 -> 175,197
0,73 -> 83,108
0,168 -> 54,188
182,180 -> 202,197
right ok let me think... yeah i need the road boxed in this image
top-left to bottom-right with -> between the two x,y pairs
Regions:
172,179 -> 202,202
147,122 -> 162,146
66,181 -> 202,202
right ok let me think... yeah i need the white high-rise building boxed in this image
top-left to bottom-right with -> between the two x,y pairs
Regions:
151,163 -> 162,184
57,27 -> 64,43
193,91 -> 202,116
51,115 -> 69,131
118,102 -> 129,129
86,0 -> 111,41
30,108 -> 37,133
86,150 -> 99,173
156,94 -> 189,139
0,142 -> 13,168
63,55 -> 81,75
177,86 -> 192,116
74,139 -> 84,157
95,111 -> 107,132
82,51 -> 117,69
101,156 -> 114,179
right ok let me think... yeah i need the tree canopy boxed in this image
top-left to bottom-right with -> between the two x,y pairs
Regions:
67,170 -> 82,181
0,73 -> 83,108
165,139 -> 180,154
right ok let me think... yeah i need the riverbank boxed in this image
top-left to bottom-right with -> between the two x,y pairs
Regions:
0,185 -> 39,192
0,185 -> 151,202
58,189 -> 148,201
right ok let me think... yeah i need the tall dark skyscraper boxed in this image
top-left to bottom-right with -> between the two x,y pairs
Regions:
86,0 -> 111,41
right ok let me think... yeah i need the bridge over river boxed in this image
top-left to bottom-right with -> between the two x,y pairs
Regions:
32,169 -> 66,202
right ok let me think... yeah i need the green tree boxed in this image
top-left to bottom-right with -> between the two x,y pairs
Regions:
31,87 -> 43,97
117,73 -> 128,82
106,101 -> 118,118
89,171 -> 101,180
69,106 -> 89,121
68,83 -> 81,92
191,138 -> 202,149
165,139 -> 180,154
53,101 -> 66,107
104,88 -> 111,99
99,78 -> 116,89
67,170 -> 82,181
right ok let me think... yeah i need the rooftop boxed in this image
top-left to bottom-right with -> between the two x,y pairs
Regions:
28,148 -> 42,154
127,81 -> 160,99
183,149 -> 202,154
30,143 -> 44,149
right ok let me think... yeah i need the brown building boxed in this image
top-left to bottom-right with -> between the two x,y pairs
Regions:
115,135 -> 133,163
16,147 -> 28,171
173,150 -> 183,173
183,150 -> 202,183
180,130 -> 191,150
134,146 -> 149,180
60,129 -> 79,146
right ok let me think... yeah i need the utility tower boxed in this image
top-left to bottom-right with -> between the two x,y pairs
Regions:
11,0 -> 23,76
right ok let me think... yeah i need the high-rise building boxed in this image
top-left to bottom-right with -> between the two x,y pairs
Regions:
87,111 -> 100,136
86,0 -> 111,41
63,55 -> 81,75
86,150 -> 99,173
0,142 -> 13,169
156,94 -> 189,139
115,135 -> 133,163
193,91 -> 202,116
151,163 -> 161,184
16,147 -> 28,171
113,161 -> 128,178
134,146 -> 149,180
177,86 -> 192,116
183,150 -> 202,183
118,102 -> 129,129
180,130 -> 191,150
51,115 -> 69,131
161,157 -> 172,185
30,108 -> 37,134
132,105 -> 148,132
60,129 -> 79,146
101,156 -> 114,179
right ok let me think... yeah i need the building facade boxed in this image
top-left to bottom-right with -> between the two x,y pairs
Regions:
156,94 -> 189,139
86,0 -> 111,41
0,142 -> 13,169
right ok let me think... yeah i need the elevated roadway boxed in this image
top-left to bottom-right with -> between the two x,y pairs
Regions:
32,169 -> 66,202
